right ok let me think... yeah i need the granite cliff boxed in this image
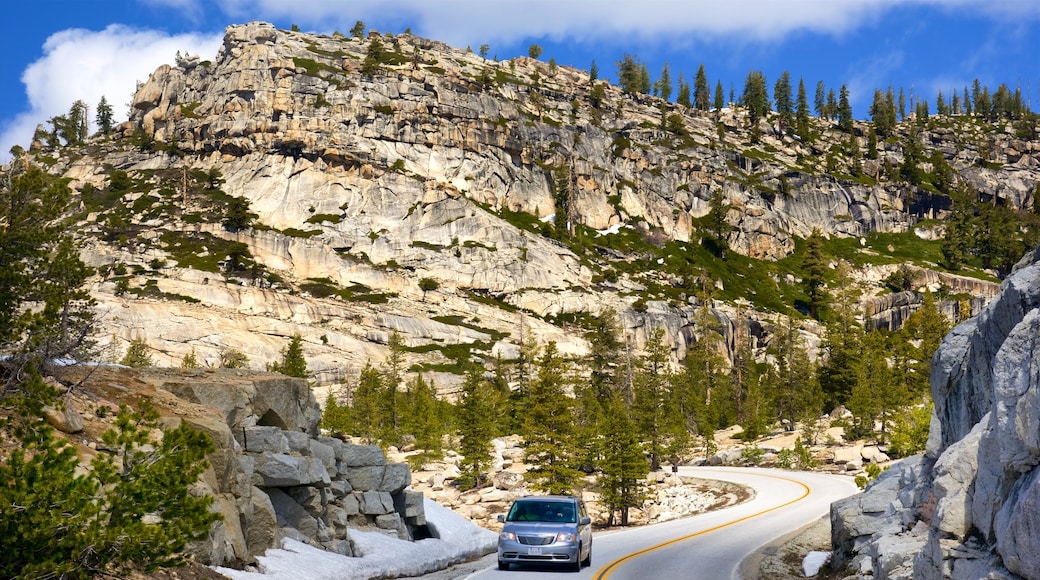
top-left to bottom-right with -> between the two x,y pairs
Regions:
29,21 -> 1033,394
831,246 -> 1040,579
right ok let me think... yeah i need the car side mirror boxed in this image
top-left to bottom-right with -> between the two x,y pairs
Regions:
497,514 -> 506,523
579,516 -> 591,526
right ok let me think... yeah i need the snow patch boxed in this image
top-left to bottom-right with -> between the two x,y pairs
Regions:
212,498 -> 497,580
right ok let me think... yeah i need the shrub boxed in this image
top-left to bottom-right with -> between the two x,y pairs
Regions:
0,391 -> 220,578
120,339 -> 153,368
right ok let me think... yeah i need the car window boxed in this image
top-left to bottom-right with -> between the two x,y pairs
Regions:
507,499 -> 580,523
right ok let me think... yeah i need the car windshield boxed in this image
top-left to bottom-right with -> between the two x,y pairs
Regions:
507,500 -> 576,523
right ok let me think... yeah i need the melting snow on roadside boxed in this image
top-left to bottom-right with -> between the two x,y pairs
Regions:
803,550 -> 832,577
213,498 -> 498,580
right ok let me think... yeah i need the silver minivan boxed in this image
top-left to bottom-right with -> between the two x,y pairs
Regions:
497,495 -> 593,571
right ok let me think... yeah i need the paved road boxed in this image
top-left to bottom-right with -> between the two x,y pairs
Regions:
462,467 -> 859,580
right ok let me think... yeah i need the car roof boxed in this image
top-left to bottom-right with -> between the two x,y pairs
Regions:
514,495 -> 578,503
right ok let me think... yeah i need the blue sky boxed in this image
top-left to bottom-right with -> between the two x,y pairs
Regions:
1,0 -> 1038,160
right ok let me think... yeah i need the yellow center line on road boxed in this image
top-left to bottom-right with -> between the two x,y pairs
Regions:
593,471 -> 811,580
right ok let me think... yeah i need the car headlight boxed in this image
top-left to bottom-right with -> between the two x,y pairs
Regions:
556,532 -> 577,543
501,531 -> 516,541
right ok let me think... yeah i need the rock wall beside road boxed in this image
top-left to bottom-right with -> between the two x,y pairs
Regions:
832,246 -> 1040,580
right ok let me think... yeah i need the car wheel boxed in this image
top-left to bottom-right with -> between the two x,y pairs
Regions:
498,560 -> 509,571
571,546 -> 582,572
581,545 -> 592,567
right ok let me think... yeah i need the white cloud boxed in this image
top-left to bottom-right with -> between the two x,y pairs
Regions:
0,25 -> 221,161
215,0 -> 1039,48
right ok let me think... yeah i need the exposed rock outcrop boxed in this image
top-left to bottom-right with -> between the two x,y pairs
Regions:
55,367 -> 432,568
831,246 -> 1040,579
26,21 -> 1024,400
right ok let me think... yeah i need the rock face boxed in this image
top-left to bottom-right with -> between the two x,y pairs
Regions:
62,367 -> 429,568
43,20 -> 1021,394
831,246 -> 1040,580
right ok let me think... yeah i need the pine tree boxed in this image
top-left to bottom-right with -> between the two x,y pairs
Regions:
456,366 -> 497,489
400,374 -> 445,463
814,81 -> 826,118
350,20 -> 366,38
849,330 -> 905,442
350,362 -> 385,444
180,349 -> 199,369
121,338 -> 153,368
818,263 -> 863,409
838,84 -> 853,133
656,62 -> 672,101
361,36 -> 385,75
523,342 -> 582,495
694,64 -> 710,111
705,188 -> 730,257
272,333 -> 308,378
95,95 -> 114,135
714,80 -> 725,111
676,73 -> 691,108
616,54 -> 642,94
740,70 -> 770,125
320,390 -> 352,436
596,395 -> 648,526
802,229 -> 828,320
795,78 -> 811,141
825,89 -> 838,121
1,393 -> 220,578
632,328 -> 671,470
2,165 -> 96,388
773,71 -> 793,134
380,331 -> 406,445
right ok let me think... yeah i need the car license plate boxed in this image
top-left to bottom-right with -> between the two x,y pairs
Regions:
528,547 -> 542,555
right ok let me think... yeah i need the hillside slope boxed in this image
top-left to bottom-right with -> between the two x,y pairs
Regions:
22,21 -> 1038,395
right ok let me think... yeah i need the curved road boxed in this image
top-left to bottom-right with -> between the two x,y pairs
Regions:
466,467 -> 859,580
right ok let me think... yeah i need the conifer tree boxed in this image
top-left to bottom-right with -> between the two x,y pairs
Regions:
814,81 -> 826,118
121,338 -> 153,368
694,64 -> 711,111
401,374 -> 445,463
818,262 -> 864,409
740,70 -> 770,125
320,390 -> 352,436
632,328 -> 672,470
795,78 -> 811,141
616,54 -> 642,94
656,62 -> 672,101
523,342 -> 582,495
361,36 -> 385,75
838,84 -> 853,132
272,333 -> 308,378
95,95 -> 114,135
380,331 -> 406,444
596,395 -> 648,526
802,229 -> 828,320
2,165 -> 96,389
767,320 -> 822,432
676,73 -> 691,108
773,71 -> 793,134
705,188 -> 730,257
825,89 -> 838,120
350,362 -> 385,444
181,348 -> 199,369
848,330 -> 905,442
1,395 -> 220,578
714,80 -> 724,111
456,365 -> 497,489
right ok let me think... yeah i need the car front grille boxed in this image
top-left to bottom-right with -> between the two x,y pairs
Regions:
517,535 -> 554,546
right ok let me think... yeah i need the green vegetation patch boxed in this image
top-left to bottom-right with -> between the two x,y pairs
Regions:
300,278 -> 394,303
